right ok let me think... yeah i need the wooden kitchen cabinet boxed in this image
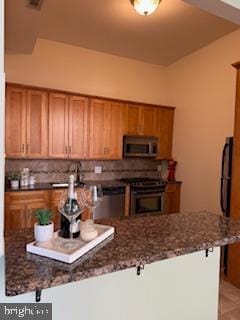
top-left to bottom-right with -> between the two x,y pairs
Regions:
125,104 -> 156,137
49,93 -> 89,159
164,183 -> 181,214
156,108 -> 174,160
107,101 -> 124,159
89,99 -> 124,159
141,106 -> 157,136
5,190 -> 51,234
5,86 -> 48,158
48,93 -> 69,158
89,99 -> 109,159
26,90 -> 48,158
125,104 -> 141,135
5,87 -> 26,158
68,96 -> 89,159
6,84 -> 175,161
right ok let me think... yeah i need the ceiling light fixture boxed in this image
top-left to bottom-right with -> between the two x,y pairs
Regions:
130,0 -> 161,16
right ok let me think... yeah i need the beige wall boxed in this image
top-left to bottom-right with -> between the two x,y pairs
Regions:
4,30 -> 240,215
5,38 -> 169,106
168,29 -> 240,213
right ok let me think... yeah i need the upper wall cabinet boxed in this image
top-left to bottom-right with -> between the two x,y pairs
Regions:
68,96 -> 89,159
48,93 -> 69,158
89,99 -> 124,159
5,84 -> 174,160
125,104 -> 156,137
49,93 -> 89,159
6,87 -> 48,158
156,108 -> 174,160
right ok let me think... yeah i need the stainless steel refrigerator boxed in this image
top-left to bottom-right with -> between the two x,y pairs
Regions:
221,137 -> 233,274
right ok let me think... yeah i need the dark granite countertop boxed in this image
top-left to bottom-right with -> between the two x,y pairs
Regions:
5,182 -> 53,192
4,212 -> 240,297
5,180 -> 181,192
5,180 -> 126,192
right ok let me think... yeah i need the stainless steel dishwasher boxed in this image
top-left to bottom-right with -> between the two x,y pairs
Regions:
94,186 -> 125,219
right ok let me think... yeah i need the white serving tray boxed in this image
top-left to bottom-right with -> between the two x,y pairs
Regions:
26,224 -> 114,264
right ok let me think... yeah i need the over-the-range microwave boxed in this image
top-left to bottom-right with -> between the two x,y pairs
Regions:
123,136 -> 158,158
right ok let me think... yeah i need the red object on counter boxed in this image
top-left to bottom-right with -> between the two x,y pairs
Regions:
167,160 -> 177,182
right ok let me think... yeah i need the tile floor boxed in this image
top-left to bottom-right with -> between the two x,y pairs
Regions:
219,280 -> 240,319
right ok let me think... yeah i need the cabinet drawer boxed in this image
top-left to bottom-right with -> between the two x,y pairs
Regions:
5,190 -> 50,204
166,184 -> 178,193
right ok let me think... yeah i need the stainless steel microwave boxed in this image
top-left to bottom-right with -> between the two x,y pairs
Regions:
123,136 -> 158,158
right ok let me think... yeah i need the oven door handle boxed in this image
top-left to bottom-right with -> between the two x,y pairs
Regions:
132,190 -> 164,196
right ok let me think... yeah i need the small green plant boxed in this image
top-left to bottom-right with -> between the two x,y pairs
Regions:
8,171 -> 20,181
34,208 -> 53,226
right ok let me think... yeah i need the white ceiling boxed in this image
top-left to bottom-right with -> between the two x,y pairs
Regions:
5,0 -> 239,66
185,0 -> 240,24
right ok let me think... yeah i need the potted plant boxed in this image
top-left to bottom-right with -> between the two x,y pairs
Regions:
8,171 -> 20,189
34,208 -> 54,242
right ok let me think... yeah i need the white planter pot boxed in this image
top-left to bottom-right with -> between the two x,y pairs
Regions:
11,180 -> 19,189
34,222 -> 54,242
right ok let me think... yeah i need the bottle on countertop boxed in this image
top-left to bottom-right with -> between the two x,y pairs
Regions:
60,176 -> 82,239
29,174 -> 36,186
20,168 -> 30,187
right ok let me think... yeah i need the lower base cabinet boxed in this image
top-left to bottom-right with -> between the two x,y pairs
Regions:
4,184 -> 181,234
5,190 -> 51,234
164,183 -> 181,214
5,190 -> 59,234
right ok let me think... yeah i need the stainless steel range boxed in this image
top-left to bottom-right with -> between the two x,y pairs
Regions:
119,177 -> 166,215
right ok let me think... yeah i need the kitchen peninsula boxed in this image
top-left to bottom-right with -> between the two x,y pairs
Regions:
3,211 -> 240,320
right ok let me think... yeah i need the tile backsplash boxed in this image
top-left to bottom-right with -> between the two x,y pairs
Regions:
5,159 -> 168,183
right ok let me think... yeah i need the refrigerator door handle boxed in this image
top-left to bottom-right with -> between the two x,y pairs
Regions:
221,143 -> 228,213
220,178 -> 225,213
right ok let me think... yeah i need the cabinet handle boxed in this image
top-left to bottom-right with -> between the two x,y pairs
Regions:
107,147 -> 110,154
21,144 -> 25,153
104,148 -> 106,155
69,146 -> 72,154
65,146 -> 68,154
26,144 -> 29,153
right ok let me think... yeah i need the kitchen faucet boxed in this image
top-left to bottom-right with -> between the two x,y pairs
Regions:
76,161 -> 84,183
69,161 -> 84,183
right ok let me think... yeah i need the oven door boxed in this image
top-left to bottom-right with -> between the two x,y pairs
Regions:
131,189 -> 164,215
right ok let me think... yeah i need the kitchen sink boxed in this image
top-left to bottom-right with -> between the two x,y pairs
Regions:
51,182 -> 84,188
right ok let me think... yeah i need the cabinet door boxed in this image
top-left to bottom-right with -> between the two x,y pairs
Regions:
49,93 -> 69,158
125,104 -> 141,135
156,108 -> 174,159
26,90 -> 48,158
164,183 -> 181,214
141,106 -> 157,136
5,191 -> 51,233
26,190 -> 50,228
5,203 -> 26,233
107,101 -> 124,159
5,87 -> 26,157
68,96 -> 89,159
89,99 -> 109,159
